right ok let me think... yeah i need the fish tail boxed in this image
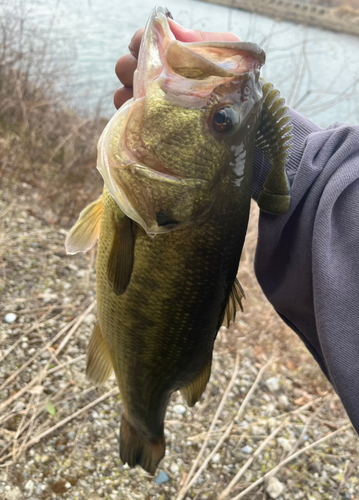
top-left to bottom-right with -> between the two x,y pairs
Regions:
120,414 -> 165,474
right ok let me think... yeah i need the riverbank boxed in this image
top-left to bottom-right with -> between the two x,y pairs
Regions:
203,0 -> 359,36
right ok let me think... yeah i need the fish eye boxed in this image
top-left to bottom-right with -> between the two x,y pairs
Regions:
213,106 -> 239,133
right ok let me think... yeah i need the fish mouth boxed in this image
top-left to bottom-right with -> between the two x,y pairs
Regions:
134,5 -> 266,100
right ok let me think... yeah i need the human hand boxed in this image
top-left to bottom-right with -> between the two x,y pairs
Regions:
114,20 -> 241,109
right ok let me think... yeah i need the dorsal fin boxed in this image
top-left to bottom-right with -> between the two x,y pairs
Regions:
222,278 -> 245,328
65,196 -> 102,254
256,81 -> 292,215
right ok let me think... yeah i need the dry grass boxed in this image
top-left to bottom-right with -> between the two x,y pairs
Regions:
0,9 -> 104,226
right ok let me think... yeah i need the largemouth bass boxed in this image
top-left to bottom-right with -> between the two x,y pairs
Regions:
66,5 -> 291,474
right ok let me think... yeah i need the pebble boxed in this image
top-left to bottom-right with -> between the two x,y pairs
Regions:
277,437 -> 293,452
278,394 -> 290,409
212,453 -> 221,463
4,313 -> 17,324
155,471 -> 169,484
24,480 -> 35,495
266,476 -> 285,499
265,377 -> 280,392
241,445 -> 253,454
84,313 -> 97,325
5,486 -> 22,500
326,456 -> 340,466
251,425 -> 265,436
68,430 -> 76,440
170,463 -> 179,474
173,404 -> 186,415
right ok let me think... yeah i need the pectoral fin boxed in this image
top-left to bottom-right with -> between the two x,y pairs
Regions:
65,196 -> 102,254
86,323 -> 113,385
107,212 -> 134,296
180,357 -> 212,407
256,81 -> 292,215
222,278 -> 245,328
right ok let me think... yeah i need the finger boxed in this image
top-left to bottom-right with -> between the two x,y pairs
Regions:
114,87 -> 133,110
128,28 -> 144,59
115,53 -> 138,86
168,19 -> 241,43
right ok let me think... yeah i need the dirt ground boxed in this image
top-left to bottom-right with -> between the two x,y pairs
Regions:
1,182 -> 358,500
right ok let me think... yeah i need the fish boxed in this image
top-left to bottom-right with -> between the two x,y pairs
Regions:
65,5 -> 291,474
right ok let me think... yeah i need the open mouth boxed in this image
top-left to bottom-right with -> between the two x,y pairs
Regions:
134,6 -> 265,100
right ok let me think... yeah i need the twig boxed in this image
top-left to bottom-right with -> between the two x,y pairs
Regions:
184,422 -> 235,495
176,352 -> 240,500
235,358 -> 275,422
0,301 -> 94,394
228,423 -> 352,500
219,420 -> 288,500
333,456 -> 359,500
0,388 -> 119,464
0,355 -> 85,416
2,308 -> 67,361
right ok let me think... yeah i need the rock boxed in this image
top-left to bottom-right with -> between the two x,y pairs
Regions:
0,471 -> 7,482
155,471 -> 169,484
308,461 -> 322,474
212,453 -> 221,463
4,313 -> 17,324
241,445 -> 253,454
5,486 -> 22,500
67,430 -> 76,440
170,463 -> 179,474
84,313 -> 96,325
251,425 -> 265,436
24,480 -> 35,495
266,476 -> 285,499
278,394 -> 290,409
326,456 -> 339,466
173,404 -> 186,415
265,377 -> 280,392
277,437 -> 293,452
88,494 -> 103,500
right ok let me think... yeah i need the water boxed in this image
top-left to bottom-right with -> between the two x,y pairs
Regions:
3,0 -> 359,126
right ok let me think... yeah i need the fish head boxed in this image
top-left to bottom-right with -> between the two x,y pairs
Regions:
97,6 -> 265,234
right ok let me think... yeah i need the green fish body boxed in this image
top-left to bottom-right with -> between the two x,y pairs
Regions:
66,6 -> 291,474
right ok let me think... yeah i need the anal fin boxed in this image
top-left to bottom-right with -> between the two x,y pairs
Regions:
180,357 -> 212,407
120,414 -> 165,475
107,213 -> 134,296
86,323 -> 113,385
222,278 -> 245,328
65,196 -> 102,254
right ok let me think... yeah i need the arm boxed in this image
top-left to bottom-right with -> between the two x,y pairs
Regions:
254,109 -> 359,432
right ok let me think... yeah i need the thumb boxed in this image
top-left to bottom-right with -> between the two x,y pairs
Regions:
168,19 -> 241,43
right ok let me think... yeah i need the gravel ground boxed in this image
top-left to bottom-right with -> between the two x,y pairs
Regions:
0,184 -> 358,500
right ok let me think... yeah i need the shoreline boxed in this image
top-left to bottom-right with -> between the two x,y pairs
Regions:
202,0 -> 359,37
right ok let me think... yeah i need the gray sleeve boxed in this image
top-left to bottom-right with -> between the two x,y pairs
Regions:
252,108 -> 359,432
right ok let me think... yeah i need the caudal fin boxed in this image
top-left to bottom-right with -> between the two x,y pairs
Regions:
120,414 -> 165,474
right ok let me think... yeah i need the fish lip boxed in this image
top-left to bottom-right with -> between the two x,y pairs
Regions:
185,41 -> 266,68
134,7 -> 265,100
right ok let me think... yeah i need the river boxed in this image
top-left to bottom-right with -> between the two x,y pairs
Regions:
2,0 -> 359,127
